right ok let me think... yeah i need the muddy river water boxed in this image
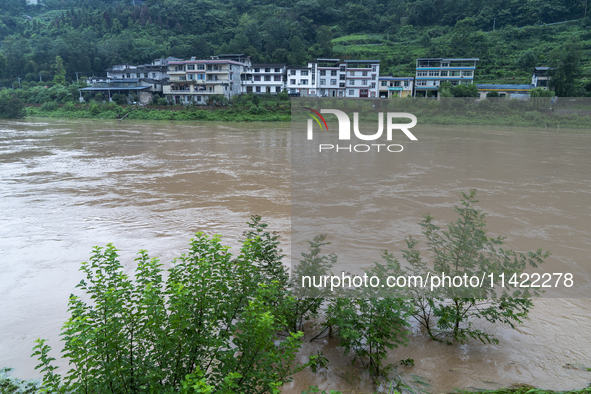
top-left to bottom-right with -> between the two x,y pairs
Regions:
0,119 -> 590,392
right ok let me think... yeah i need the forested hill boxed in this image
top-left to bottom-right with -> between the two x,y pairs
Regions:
0,0 -> 590,94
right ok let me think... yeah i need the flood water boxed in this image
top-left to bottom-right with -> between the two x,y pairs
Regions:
1,119 -> 590,392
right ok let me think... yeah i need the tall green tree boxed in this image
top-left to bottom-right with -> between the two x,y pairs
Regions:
52,55 -> 66,85
549,38 -> 582,97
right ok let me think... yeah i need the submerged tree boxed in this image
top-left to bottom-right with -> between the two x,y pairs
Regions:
401,190 -> 549,344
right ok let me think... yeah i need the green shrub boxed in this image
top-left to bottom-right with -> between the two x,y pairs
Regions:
33,216 -> 305,394
41,101 -> 58,111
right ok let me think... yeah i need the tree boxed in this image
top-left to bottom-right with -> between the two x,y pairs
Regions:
32,217 -> 306,394
0,91 -> 26,119
400,190 -> 549,344
287,36 -> 307,66
452,83 -> 478,97
549,38 -> 582,97
52,55 -> 66,85
486,91 -> 499,97
439,81 -> 454,97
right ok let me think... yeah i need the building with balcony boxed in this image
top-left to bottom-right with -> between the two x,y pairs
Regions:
414,58 -> 478,97
241,63 -> 286,94
163,54 -> 250,104
342,60 -> 380,98
79,79 -> 154,104
378,76 -> 414,98
286,63 -> 317,97
532,66 -> 552,89
286,59 -> 379,98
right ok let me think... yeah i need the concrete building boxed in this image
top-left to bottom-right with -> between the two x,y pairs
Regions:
414,58 -> 479,97
241,63 -> 286,94
286,58 -> 380,98
79,79 -> 155,104
286,63 -> 317,97
163,54 -> 250,104
378,76 -> 414,98
476,84 -> 532,100
532,67 -> 552,89
343,60 -> 380,98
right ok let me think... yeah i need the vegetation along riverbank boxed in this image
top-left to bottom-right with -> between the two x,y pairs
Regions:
1,192 -> 589,393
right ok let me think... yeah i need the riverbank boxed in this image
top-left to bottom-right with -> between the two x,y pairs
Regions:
24,102 -> 291,122
23,99 -> 591,129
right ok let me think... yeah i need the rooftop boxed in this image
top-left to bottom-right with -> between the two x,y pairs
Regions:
476,84 -> 532,90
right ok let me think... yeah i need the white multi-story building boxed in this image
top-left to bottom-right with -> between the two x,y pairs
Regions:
163,54 -> 250,104
342,60 -> 380,98
414,57 -> 479,97
286,63 -> 317,97
241,63 -> 286,94
286,59 -> 380,98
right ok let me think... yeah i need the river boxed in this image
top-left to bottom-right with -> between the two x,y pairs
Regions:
0,118 -> 590,392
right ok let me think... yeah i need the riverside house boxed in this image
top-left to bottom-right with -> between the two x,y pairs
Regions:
241,64 -> 286,94
163,54 -> 250,104
378,76 -> 414,98
414,58 -> 479,97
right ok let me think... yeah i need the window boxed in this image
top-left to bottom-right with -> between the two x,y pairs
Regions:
331,70 -> 337,76
449,71 -> 460,77
428,71 -> 439,77
301,70 -> 308,76
462,71 -> 473,77
187,65 -> 195,70
340,66 -> 345,71
441,63 -> 449,67
290,79 -> 296,84
349,89 -> 354,95
197,64 -> 205,70
362,80 -> 368,85
394,81 -> 400,87
349,80 -> 355,85
340,75 -> 345,80
339,83 -> 345,87
349,71 -> 355,76
197,74 -> 205,80
188,74 -> 195,80
330,79 -> 336,85
372,65 -> 377,72
197,96 -> 201,101
362,71 -> 368,76
417,71 -> 428,77
265,68 -> 270,72
256,86 -> 261,92
320,79 -> 326,85
264,76 -> 271,81
274,76 -> 281,81
381,81 -> 387,86
253,68 -> 259,73
274,68 -> 280,72
301,79 -> 308,84
126,73 -> 131,78
371,82 -> 375,89
290,70 -> 296,75
275,86 -> 281,92
179,76 -> 186,81
152,73 -> 156,78
440,71 -> 448,77
404,81 -> 408,87
254,76 -> 261,81
207,65 -> 212,70
320,70 -> 326,76
416,80 -> 427,86
371,74 -> 376,80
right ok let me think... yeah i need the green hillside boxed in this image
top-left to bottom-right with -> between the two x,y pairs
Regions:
0,0 -> 589,95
